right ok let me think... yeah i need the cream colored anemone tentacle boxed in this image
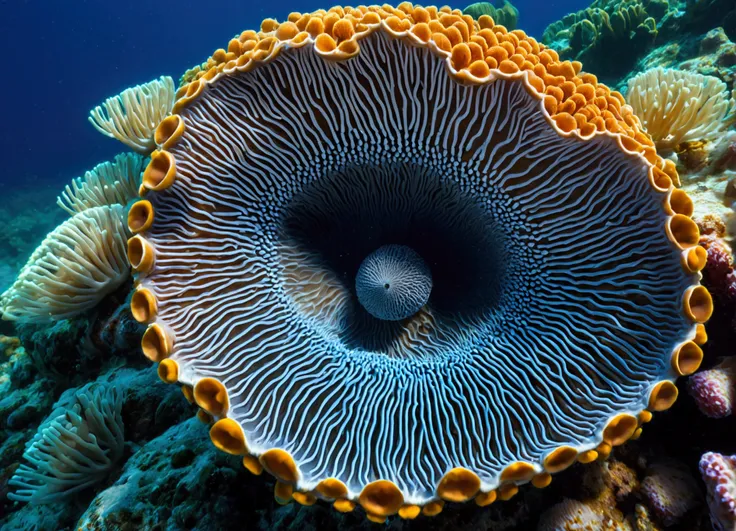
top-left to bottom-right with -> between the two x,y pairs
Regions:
7,383 -> 124,504
0,205 -> 131,322
89,76 -> 175,154
626,68 -> 735,150
57,152 -> 146,215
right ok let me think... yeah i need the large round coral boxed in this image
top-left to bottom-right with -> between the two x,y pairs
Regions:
128,3 -> 711,521
355,244 -> 433,321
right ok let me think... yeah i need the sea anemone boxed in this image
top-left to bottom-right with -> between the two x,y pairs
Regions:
1,205 -> 130,322
57,153 -> 145,215
7,383 -> 124,504
88,76 -> 176,154
128,4 -> 711,521
626,68 -> 736,151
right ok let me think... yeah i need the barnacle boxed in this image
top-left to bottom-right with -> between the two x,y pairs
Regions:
88,76 -> 176,154
130,4 -> 711,520
8,383 -> 124,504
57,153 -> 145,215
626,68 -> 736,151
1,205 -> 130,322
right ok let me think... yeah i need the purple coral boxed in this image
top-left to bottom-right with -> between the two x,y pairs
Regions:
700,452 -> 736,531
689,358 -> 736,418
692,236 -> 736,419
640,463 -> 700,526
701,236 -> 736,304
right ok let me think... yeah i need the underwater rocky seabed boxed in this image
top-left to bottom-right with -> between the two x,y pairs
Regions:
1,1 -> 736,530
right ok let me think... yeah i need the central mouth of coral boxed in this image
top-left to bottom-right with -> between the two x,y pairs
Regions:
278,161 -> 508,357
355,244 -> 433,321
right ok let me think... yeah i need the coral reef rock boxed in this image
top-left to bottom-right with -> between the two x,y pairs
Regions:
544,0 -> 736,85
640,462 -> 700,526
537,498 -> 632,530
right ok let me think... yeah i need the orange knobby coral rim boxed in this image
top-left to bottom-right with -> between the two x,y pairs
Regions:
174,4 -> 666,176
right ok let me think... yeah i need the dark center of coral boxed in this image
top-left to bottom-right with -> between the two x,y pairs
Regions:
278,161 -> 509,358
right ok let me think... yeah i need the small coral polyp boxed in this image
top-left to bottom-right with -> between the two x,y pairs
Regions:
127,3 -> 712,521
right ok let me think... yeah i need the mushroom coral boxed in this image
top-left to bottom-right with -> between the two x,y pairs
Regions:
129,3 -> 712,521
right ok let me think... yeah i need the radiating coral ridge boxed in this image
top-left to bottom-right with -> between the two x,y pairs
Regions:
129,3 -> 712,521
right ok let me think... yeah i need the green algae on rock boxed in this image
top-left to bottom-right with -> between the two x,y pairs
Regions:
541,0 -> 669,83
542,0 -> 735,84
463,1 -> 519,30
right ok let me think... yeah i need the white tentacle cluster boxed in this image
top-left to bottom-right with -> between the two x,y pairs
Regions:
89,76 -> 175,154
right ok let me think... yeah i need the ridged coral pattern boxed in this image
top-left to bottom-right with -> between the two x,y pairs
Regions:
128,3 -> 712,520
180,2 -> 679,166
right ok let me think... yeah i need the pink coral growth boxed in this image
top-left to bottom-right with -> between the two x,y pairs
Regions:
701,235 -> 736,304
700,452 -> 736,531
640,463 -> 700,526
689,358 -> 736,418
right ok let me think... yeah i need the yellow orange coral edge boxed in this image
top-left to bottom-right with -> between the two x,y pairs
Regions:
127,2 -> 714,521
175,3 -> 666,165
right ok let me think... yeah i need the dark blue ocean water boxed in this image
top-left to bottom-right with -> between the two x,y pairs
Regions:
0,0 -> 588,194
